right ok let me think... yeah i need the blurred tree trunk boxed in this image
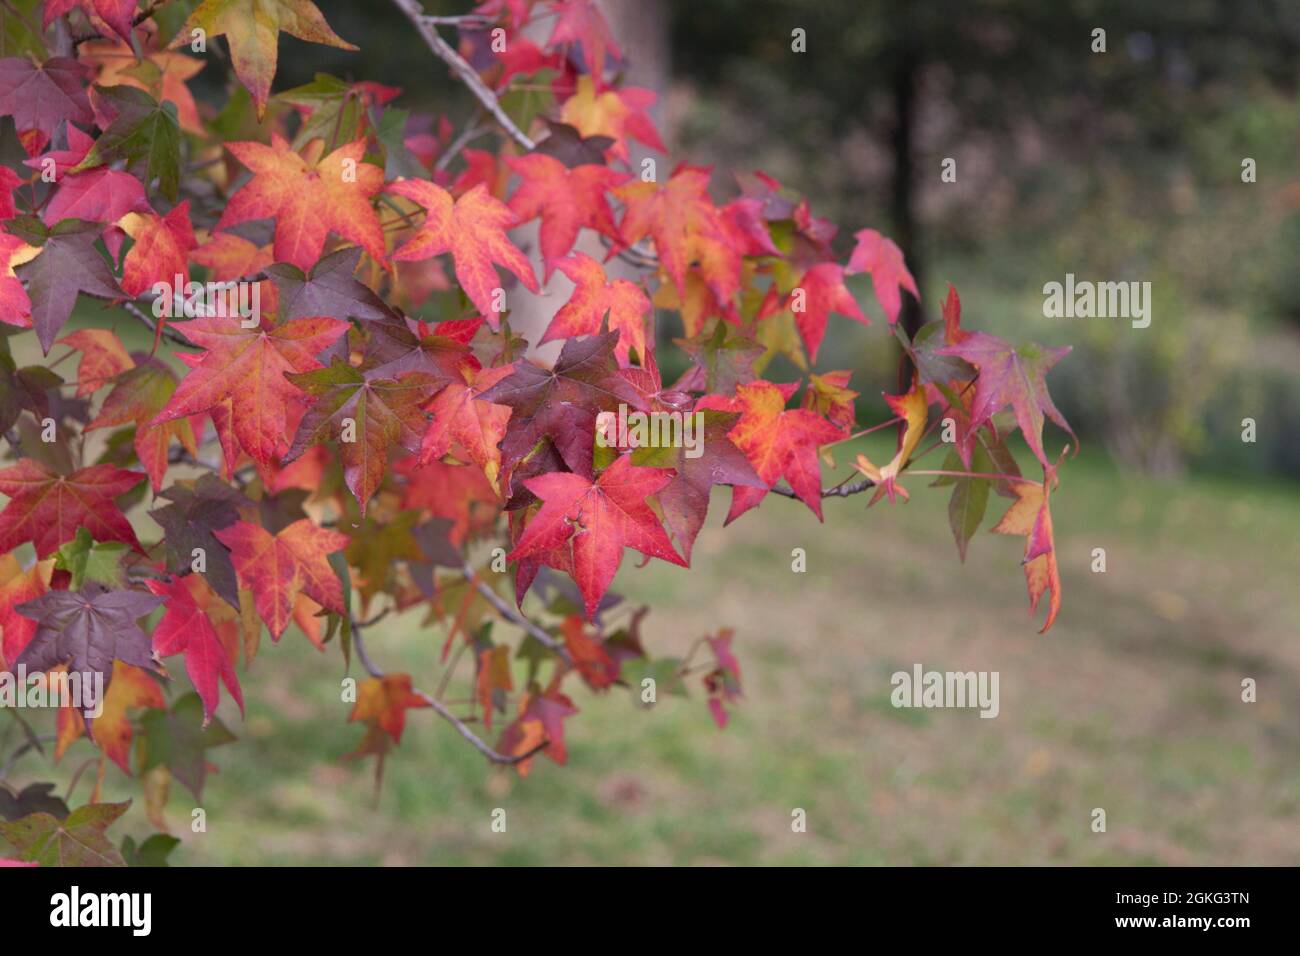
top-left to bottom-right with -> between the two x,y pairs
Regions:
512,0 -> 669,361
890,42 -> 923,389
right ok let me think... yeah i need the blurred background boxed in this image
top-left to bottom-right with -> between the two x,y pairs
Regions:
13,0 -> 1300,864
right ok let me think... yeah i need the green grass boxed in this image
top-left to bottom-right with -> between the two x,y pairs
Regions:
6,424 -> 1300,864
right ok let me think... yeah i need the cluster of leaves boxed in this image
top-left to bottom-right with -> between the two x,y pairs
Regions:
0,0 -> 1072,866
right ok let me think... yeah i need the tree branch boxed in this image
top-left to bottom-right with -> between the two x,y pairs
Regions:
764,477 -> 878,500
461,562 -> 573,664
389,0 -> 536,151
119,299 -> 193,348
350,614 -> 546,766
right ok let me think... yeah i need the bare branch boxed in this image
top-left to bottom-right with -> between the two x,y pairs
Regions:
436,121 -> 489,172
389,0 -> 536,151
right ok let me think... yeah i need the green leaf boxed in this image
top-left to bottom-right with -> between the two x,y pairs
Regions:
944,445 -> 992,562
74,86 -> 182,201
0,801 -> 130,867
499,68 -> 557,132
151,0 -> 204,46
373,106 -> 427,180
278,73 -> 362,153
0,0 -> 47,60
121,833 -> 181,867
138,695 -> 236,800
54,527 -> 129,589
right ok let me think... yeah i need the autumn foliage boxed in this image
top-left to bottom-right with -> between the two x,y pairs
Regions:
0,0 -> 1073,866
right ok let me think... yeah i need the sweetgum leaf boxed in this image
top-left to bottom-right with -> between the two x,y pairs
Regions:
0,800 -> 130,867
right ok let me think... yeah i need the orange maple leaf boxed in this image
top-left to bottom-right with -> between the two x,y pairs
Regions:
542,253 -> 650,367
56,661 -> 164,773
615,166 -> 741,309
853,381 -> 928,505
151,315 -> 348,471
118,201 -> 197,298
175,0 -> 357,119
349,674 -> 430,744
386,179 -> 539,329
217,134 -> 385,272
991,476 -> 1062,633
559,75 -> 664,162
417,364 -> 513,492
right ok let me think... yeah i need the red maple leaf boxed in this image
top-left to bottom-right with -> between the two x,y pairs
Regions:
0,556 -> 48,667
145,575 -> 244,725
85,355 -> 198,491
151,315 -> 348,471
615,165 -> 741,308
497,687 -> 578,773
0,461 -> 144,558
547,0 -> 621,83
936,331 -> 1074,469
349,674 -> 430,744
508,454 -> 686,619
214,518 -> 350,640
43,1 -> 139,43
417,363 -> 513,491
542,252 -> 650,366
0,231 -> 34,329
117,201 -> 197,297
560,614 -> 616,689
27,125 -> 148,224
505,153 -> 626,280
57,329 -> 133,397
0,58 -> 93,152
845,228 -> 919,325
759,261 -> 867,362
396,457 -> 499,545
698,380 -> 844,522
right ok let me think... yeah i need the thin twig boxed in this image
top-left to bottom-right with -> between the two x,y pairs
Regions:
596,232 -> 659,271
435,121 -> 489,172
0,734 -> 55,780
350,615 -> 545,765
119,299 -> 192,348
390,0 -> 536,151
461,562 -> 572,664
763,477 -> 877,500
